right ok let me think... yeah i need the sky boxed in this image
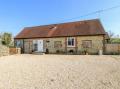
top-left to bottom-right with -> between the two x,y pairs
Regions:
0,0 -> 120,36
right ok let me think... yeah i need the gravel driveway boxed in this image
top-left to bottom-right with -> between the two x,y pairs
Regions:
0,54 -> 120,89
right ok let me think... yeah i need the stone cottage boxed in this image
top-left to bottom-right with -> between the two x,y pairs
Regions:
14,19 -> 109,54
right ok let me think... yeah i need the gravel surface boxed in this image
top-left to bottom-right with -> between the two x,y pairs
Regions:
0,54 -> 120,89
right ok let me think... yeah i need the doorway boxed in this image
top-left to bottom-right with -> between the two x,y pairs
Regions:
33,40 -> 44,52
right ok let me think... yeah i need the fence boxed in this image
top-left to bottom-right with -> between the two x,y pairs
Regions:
9,48 -> 21,55
105,44 -> 120,55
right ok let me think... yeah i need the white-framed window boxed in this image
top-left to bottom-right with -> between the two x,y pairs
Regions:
67,37 -> 75,47
16,41 -> 21,47
16,40 -> 23,48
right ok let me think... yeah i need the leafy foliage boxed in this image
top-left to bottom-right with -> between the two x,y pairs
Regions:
0,32 -> 13,46
110,38 -> 120,43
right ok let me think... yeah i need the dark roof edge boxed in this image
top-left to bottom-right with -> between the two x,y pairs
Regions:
14,34 -> 105,39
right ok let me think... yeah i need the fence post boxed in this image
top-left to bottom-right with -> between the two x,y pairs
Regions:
18,48 -> 21,54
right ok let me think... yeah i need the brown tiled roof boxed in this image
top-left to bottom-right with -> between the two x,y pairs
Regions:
15,19 -> 106,39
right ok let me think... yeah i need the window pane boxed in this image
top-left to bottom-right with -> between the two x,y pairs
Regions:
68,40 -> 71,45
68,38 -> 71,45
72,38 -> 74,46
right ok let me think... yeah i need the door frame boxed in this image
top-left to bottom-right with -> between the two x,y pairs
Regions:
33,40 -> 44,52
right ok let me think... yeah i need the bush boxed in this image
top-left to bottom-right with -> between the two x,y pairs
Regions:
104,52 -> 120,55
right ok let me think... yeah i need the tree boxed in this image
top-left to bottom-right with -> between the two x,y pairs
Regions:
1,32 -> 12,46
108,30 -> 114,38
108,30 -> 120,43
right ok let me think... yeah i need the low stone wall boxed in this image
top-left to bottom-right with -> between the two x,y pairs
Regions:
105,44 -> 120,55
0,45 -> 9,57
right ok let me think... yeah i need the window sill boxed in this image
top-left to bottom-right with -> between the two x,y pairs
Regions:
67,46 -> 76,48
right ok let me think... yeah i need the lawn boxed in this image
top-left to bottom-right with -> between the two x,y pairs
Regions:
0,54 -> 120,89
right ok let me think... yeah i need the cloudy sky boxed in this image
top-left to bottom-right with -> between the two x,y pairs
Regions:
0,0 -> 120,36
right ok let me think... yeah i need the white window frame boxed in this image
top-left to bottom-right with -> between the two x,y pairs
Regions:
67,37 -> 76,47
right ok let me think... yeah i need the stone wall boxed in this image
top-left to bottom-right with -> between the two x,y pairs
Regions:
77,36 -> 104,54
20,35 -> 104,54
23,38 -> 66,54
0,45 -> 9,57
45,38 -> 66,53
